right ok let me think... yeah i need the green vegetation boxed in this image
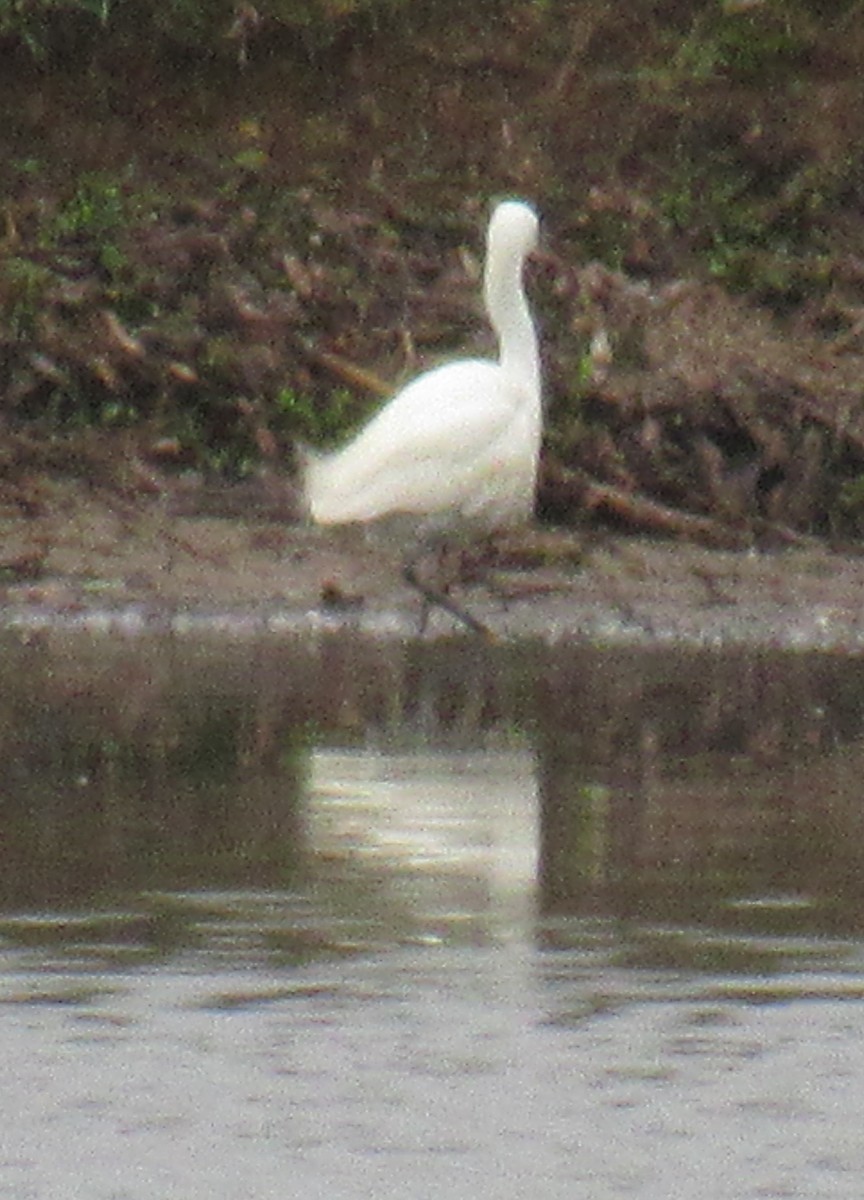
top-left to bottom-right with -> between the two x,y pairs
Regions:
275,386 -> 359,446
0,0 -> 411,61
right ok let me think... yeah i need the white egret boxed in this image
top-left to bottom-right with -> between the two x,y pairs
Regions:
303,199 -> 541,634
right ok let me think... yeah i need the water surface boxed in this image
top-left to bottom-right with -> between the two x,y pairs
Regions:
2,629 -> 864,1198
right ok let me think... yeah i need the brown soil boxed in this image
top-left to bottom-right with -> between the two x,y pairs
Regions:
3,469 -> 863,647
6,60 -> 864,550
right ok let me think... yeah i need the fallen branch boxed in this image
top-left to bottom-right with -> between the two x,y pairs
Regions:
544,462 -> 752,549
290,334 -> 392,398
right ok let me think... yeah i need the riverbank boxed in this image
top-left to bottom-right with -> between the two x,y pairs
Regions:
2,470 -> 863,648
5,3 -> 864,552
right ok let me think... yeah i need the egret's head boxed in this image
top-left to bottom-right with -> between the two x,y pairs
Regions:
487,199 -> 539,260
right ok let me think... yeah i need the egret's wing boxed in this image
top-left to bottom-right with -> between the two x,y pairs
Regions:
307,360 -> 535,524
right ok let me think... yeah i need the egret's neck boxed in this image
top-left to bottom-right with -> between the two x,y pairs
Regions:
484,247 -> 539,400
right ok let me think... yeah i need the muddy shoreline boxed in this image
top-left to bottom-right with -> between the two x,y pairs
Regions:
2,477 -> 863,649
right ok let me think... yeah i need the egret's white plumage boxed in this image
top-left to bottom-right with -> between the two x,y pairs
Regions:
304,200 -> 541,532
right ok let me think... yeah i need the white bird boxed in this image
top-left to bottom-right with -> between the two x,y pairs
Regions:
303,199 -> 541,634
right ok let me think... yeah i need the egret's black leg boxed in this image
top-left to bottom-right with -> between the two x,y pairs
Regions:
451,536 -> 513,613
403,557 -> 492,638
